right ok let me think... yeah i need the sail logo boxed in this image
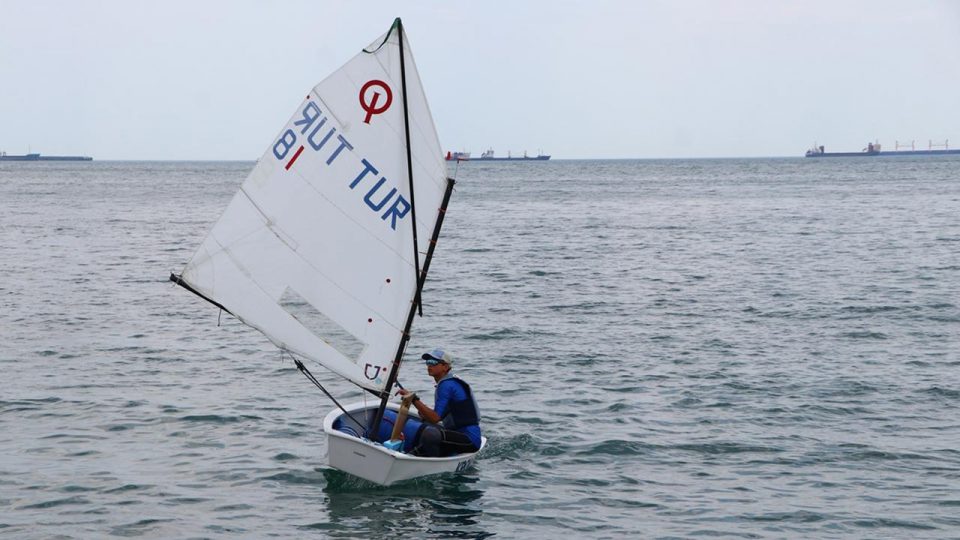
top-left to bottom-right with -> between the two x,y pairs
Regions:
359,80 -> 392,124
349,159 -> 410,230
274,100 -> 354,171
364,363 -> 384,383
273,99 -> 410,232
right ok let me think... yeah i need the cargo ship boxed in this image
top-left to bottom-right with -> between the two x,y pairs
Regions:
474,148 -> 550,161
805,140 -> 960,158
0,152 -> 93,161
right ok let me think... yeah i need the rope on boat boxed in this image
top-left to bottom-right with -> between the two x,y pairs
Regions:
290,353 -> 368,436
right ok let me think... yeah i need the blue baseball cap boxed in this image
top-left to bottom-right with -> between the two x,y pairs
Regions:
422,348 -> 453,366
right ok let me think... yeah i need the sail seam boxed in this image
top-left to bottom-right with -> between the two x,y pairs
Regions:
189,190 -> 393,390
391,38 -> 446,196
234,169 -> 416,348
281,168 -> 414,336
238,185 -> 300,252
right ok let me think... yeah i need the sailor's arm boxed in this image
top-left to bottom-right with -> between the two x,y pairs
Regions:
396,388 -> 441,423
410,395 -> 441,424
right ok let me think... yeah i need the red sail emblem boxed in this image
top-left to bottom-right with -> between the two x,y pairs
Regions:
359,80 -> 393,124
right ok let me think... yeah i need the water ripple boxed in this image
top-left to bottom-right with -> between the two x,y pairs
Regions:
3,159 -> 960,537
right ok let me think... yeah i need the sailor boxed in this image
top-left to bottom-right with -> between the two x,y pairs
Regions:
397,348 -> 482,457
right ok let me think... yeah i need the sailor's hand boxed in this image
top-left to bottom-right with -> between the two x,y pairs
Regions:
396,389 -> 418,405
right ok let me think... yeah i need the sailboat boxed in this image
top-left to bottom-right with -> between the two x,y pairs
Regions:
170,18 -> 485,486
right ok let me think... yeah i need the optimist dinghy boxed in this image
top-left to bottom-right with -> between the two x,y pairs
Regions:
170,18 -> 484,485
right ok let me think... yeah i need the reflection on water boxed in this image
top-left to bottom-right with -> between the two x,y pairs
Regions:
316,468 -> 490,538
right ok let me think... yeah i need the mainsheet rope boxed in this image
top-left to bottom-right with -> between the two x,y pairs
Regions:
289,352 -> 368,436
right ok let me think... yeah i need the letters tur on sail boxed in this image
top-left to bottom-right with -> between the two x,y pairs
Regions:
177,21 -> 446,394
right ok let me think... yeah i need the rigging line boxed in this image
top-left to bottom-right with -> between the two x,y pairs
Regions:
169,273 -> 234,316
291,355 -> 368,436
397,18 -> 424,318
363,17 -> 399,54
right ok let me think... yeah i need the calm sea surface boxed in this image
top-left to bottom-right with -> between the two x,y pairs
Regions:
1,157 -> 959,538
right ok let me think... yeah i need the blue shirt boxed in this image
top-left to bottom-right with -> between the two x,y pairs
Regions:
434,374 -> 482,449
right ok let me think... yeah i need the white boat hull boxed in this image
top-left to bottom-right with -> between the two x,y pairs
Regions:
322,401 -> 486,486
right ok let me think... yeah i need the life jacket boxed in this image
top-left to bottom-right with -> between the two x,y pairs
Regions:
435,376 -> 481,429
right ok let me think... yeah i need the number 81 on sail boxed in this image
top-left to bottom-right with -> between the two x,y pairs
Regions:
271,97 -> 411,232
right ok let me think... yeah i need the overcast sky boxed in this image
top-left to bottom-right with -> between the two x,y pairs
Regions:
2,0 -> 959,160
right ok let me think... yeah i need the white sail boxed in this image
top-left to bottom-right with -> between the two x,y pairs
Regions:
175,20 -> 446,394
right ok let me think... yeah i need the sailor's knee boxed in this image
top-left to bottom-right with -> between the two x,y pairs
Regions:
420,425 -> 441,444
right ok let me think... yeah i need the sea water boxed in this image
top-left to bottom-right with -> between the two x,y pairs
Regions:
1,157 -> 958,538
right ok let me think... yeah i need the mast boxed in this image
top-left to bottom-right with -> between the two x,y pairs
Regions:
370,17 -> 422,439
396,18 -> 424,318
370,177 -> 456,440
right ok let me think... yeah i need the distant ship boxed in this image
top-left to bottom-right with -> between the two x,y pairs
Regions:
474,148 -> 550,161
0,152 -> 93,161
444,150 -> 470,161
805,140 -> 960,158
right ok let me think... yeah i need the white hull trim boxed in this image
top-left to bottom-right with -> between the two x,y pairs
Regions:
322,401 -> 486,486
